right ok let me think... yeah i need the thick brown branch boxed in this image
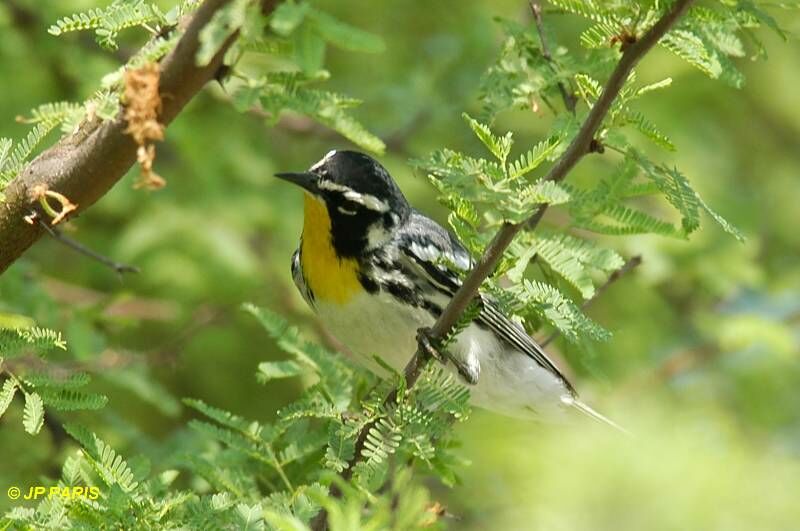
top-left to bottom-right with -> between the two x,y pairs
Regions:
0,0 -> 278,274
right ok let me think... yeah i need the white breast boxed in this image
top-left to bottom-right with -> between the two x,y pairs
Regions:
314,291 -> 572,419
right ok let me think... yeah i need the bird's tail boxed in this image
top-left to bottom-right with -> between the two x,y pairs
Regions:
562,396 -> 631,436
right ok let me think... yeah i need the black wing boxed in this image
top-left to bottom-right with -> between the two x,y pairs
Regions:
395,210 -> 575,394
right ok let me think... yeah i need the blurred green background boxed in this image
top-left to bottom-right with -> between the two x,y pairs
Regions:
1,1 -> 799,529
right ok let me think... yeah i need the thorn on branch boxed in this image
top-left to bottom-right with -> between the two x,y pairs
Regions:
214,63 -> 232,86
37,220 -> 140,276
614,31 -> 639,53
589,138 -> 605,154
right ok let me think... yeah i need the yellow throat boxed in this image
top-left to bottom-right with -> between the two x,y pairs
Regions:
299,193 -> 363,304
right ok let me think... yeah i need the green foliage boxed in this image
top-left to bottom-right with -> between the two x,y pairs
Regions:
239,305 -> 469,486
418,107 -> 726,343
37,387 -> 108,412
0,379 -> 17,418
194,0 -> 387,152
464,112 -> 514,164
549,0 -> 796,89
0,326 -> 67,357
269,1 -> 386,57
243,303 -> 353,407
1,326 -> 108,436
1,1 -> 799,530
415,113 -> 568,231
22,391 -> 44,435
259,86 -> 385,154
0,122 -> 61,187
478,16 -> 578,120
508,232 -> 625,300
48,0 -> 168,51
631,151 -> 744,240
196,0 -> 249,66
2,302 -> 466,528
504,278 -> 610,343
418,2 -> 760,346
18,101 -> 84,132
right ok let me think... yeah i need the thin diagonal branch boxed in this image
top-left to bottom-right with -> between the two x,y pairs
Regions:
582,255 -> 642,309
38,220 -> 140,275
326,0 -> 694,510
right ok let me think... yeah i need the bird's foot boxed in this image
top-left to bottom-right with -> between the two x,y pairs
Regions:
416,327 -> 447,364
416,328 -> 479,385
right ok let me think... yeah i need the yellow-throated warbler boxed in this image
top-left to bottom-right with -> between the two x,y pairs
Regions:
276,150 -> 620,427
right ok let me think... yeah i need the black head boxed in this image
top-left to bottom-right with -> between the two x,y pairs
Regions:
275,150 -> 411,256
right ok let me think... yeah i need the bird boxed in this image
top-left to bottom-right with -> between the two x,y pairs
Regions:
276,149 -> 621,428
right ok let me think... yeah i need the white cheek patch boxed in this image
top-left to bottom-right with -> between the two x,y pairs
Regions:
337,206 -> 357,216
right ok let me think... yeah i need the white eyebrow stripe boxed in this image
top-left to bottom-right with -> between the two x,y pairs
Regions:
310,149 -> 337,172
318,180 -> 390,213
317,180 -> 349,192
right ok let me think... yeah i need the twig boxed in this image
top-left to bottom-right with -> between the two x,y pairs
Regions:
530,1 -> 577,114
38,220 -> 140,275
540,255 -> 642,347
584,255 -> 642,308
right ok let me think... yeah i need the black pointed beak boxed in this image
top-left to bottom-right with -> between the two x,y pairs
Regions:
274,172 -> 319,194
